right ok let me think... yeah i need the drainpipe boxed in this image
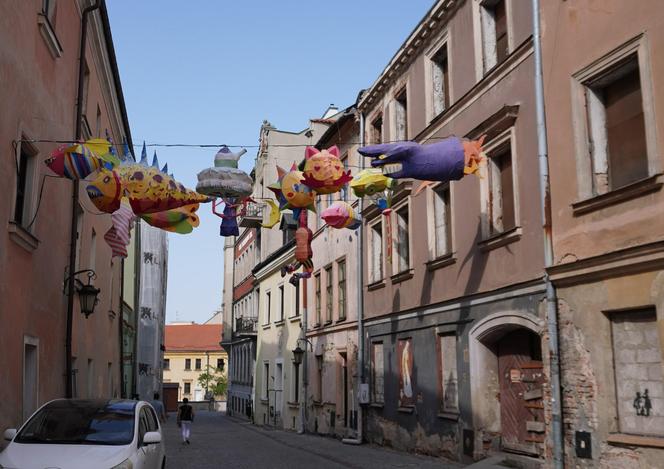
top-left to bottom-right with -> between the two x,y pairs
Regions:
65,0 -> 102,399
298,214 -> 309,434
532,1 -> 564,467
343,110 -> 365,445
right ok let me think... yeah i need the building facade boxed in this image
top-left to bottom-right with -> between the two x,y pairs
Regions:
0,0 -> 131,432
164,323 -> 227,401
542,1 -> 664,466
304,106 -> 362,438
358,0 -> 550,463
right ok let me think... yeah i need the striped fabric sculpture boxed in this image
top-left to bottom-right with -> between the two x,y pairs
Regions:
103,203 -> 135,258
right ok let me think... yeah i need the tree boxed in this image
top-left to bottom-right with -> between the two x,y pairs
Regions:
198,365 -> 228,398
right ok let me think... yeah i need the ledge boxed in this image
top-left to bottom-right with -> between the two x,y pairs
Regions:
397,406 -> 415,414
274,319 -> 285,327
288,315 -> 301,323
37,14 -> 63,59
260,398 -> 268,404
261,323 -> 271,330
437,411 -> 460,421
367,280 -> 386,291
607,433 -> 664,449
323,320 -> 333,326
478,226 -> 522,252
426,253 -> 456,271
336,317 -> 347,324
8,221 -> 40,252
391,269 -> 414,284
287,401 -> 300,409
572,174 -> 663,216
369,403 -> 384,409
313,400 -> 323,407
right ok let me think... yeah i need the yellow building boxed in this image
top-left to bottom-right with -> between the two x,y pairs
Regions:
163,323 -> 227,401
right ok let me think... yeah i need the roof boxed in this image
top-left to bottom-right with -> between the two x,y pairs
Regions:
165,324 -> 223,352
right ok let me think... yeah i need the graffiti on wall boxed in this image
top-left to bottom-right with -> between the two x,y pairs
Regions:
398,338 -> 414,407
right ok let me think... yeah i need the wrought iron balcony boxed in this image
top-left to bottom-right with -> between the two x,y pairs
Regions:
235,316 -> 258,336
238,202 -> 264,228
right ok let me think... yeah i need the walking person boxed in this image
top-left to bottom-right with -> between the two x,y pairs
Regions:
177,398 -> 195,444
150,392 -> 167,422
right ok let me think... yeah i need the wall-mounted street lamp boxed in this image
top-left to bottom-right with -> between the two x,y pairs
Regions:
64,269 -> 100,318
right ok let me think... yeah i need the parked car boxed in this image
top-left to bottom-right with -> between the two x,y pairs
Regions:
0,399 -> 165,469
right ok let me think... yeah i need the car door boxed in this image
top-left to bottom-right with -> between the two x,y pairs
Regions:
144,405 -> 164,467
137,406 -> 158,468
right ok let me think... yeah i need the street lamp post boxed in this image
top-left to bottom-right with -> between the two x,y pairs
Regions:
292,338 -> 312,434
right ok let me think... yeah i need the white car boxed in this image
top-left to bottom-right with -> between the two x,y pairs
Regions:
0,399 -> 165,469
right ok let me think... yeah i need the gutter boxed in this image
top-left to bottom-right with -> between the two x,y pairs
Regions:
532,1 -> 564,467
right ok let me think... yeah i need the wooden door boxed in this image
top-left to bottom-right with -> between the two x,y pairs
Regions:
497,329 -> 545,456
163,384 -> 179,412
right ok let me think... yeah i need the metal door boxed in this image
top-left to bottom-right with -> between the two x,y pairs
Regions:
497,329 -> 545,456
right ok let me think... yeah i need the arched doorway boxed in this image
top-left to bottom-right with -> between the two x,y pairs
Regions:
469,312 -> 545,457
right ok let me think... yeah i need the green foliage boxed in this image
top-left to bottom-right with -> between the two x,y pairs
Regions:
197,365 -> 228,397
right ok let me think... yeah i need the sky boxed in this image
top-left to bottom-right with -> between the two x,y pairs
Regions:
106,0 -> 434,324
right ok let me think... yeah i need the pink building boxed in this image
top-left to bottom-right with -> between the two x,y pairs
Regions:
0,1 -> 132,432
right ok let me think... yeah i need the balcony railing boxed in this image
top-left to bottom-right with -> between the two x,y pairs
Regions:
238,202 -> 264,228
235,316 -> 258,335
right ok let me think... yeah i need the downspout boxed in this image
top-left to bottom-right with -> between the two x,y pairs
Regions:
65,0 -> 102,399
119,257 -> 125,397
343,109 -> 365,445
532,1 -> 564,467
132,220 -> 142,398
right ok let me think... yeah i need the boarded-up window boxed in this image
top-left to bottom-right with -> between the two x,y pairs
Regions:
338,260 -> 346,320
398,338 -> 414,407
314,273 -> 321,326
432,44 -> 450,116
325,265 -> 333,323
371,343 -> 384,404
371,115 -> 383,144
394,89 -> 408,141
611,308 -> 664,436
395,204 -> 410,273
585,55 -> 648,193
439,334 -> 459,413
488,141 -> 515,235
433,184 -> 452,257
369,220 -> 383,283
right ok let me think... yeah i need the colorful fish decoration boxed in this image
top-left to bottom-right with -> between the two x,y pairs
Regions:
321,201 -> 362,230
140,204 -> 201,234
45,141 -> 106,179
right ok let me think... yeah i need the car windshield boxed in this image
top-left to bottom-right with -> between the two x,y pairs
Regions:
15,401 -> 135,445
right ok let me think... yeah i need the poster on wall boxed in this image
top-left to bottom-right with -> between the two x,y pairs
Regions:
398,338 -> 414,408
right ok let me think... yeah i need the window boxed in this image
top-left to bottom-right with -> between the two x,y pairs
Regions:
294,281 -> 300,317
185,359 -> 191,370
315,355 -> 323,402
262,362 -> 269,400
432,184 -> 452,257
431,43 -> 450,116
611,308 -> 664,436
325,265 -> 333,323
275,362 -> 283,411
371,115 -> 383,144
337,260 -> 346,321
184,382 -> 191,395
585,55 -> 648,193
484,134 -> 516,235
13,141 -> 37,228
394,203 -> 410,274
81,60 -> 90,123
371,343 -> 384,404
314,272 -> 321,326
292,362 -> 300,403
87,359 -> 94,398
265,291 -> 271,325
23,337 -> 39,421
216,358 -> 225,372
340,154 -> 349,201
278,285 -> 284,322
369,219 -> 384,284
89,228 -> 97,271
195,358 -> 202,371
163,359 -> 170,370
394,89 -> 408,141
283,226 -> 295,244
439,334 -> 459,414
480,0 -> 509,71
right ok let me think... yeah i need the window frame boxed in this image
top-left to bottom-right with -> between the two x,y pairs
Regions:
184,359 -> 191,371
437,333 -> 460,415
427,182 -> 454,261
183,381 -> 191,395
278,284 -> 285,322
477,0 -> 513,74
195,358 -> 202,371
368,216 -> 385,284
324,264 -> 333,324
314,271 -> 322,326
391,198 -> 412,276
571,34 -> 659,201
337,258 -> 347,321
12,138 -> 38,231
163,358 -> 170,370
479,127 -> 520,239
392,86 -> 409,141
371,341 -> 385,405
425,31 -> 453,123
264,290 -> 271,325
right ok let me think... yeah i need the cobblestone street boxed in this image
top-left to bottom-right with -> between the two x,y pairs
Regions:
164,411 -> 461,469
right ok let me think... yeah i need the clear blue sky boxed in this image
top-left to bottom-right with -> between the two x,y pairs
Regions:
107,0 -> 433,324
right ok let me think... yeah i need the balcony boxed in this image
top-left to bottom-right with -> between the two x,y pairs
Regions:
238,202 -> 265,228
235,316 -> 258,336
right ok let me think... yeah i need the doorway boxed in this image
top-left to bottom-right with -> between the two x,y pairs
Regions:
497,329 -> 544,455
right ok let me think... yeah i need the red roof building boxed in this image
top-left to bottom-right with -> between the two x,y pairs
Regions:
164,324 -> 223,352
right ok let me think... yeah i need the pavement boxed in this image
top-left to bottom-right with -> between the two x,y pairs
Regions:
163,411 -> 463,469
